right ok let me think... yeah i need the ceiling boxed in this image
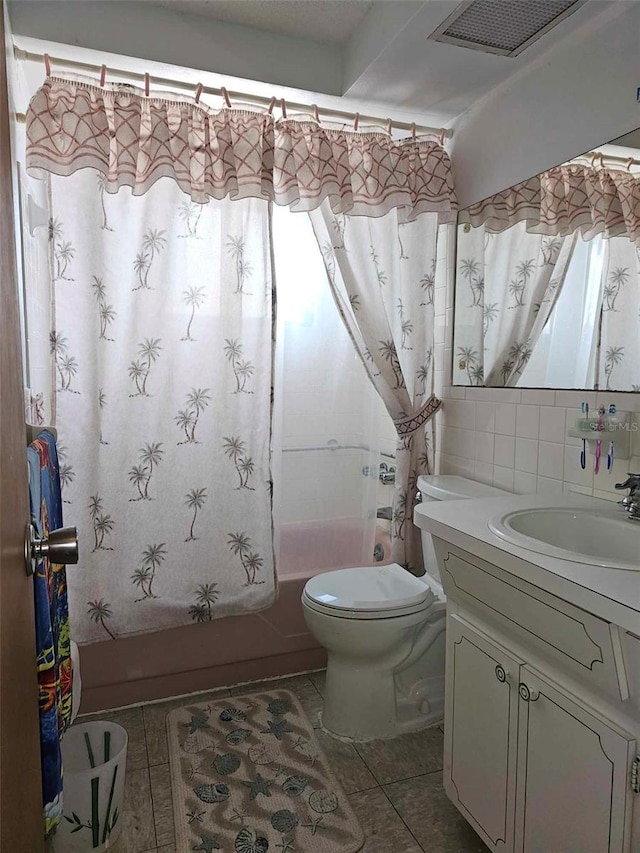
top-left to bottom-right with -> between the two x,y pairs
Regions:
152,0 -> 379,45
8,0 -> 622,127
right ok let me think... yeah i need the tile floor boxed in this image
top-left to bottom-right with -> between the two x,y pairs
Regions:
71,671 -> 489,853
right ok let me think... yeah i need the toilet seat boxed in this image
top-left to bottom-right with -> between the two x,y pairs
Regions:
303,563 -> 436,620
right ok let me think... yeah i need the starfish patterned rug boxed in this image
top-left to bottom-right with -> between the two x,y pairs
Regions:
167,688 -> 365,853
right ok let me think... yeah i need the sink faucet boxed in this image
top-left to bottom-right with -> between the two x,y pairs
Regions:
615,473 -> 640,520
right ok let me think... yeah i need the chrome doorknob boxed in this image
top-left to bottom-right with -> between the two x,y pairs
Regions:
25,523 -> 79,575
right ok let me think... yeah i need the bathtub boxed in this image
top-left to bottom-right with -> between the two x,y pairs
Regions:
79,517 -> 391,712
277,516 -> 392,579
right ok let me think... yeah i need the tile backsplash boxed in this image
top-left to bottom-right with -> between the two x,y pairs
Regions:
433,223 -> 640,501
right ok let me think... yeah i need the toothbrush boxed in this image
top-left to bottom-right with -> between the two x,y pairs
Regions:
594,439 -> 602,474
607,440 -> 614,472
580,438 -> 586,470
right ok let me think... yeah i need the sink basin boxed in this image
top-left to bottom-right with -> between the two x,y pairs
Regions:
489,507 -> 640,570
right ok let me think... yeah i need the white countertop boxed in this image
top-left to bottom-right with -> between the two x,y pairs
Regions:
413,492 -> 640,633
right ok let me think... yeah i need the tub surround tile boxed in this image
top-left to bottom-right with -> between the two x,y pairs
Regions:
536,476 -> 565,495
513,471 -> 537,495
348,787 -> 423,853
149,764 -> 174,847
354,725 -> 444,786
473,461 -> 494,485
384,773 -> 490,852
474,402 -> 495,433
474,432 -> 494,464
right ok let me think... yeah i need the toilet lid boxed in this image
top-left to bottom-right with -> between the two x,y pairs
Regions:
303,563 -> 433,613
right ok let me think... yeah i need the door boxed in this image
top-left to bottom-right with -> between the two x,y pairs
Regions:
444,614 -> 521,851
515,665 -> 635,853
0,3 -> 45,850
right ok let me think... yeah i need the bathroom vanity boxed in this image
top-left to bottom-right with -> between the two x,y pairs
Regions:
414,493 -> 640,853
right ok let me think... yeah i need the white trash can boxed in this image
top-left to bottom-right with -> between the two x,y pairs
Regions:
54,721 -> 128,852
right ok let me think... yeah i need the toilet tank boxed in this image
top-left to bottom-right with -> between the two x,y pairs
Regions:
416,475 -> 508,583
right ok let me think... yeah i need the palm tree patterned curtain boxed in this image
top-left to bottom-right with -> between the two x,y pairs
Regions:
46,169 -> 275,642
309,202 -> 442,574
598,236 -> 640,391
454,221 -> 577,386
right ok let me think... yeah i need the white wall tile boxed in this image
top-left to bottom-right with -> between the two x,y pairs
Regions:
495,403 -> 517,436
493,465 -> 514,491
475,402 -> 495,433
516,405 -> 540,439
537,442 -> 564,480
475,432 -> 495,464
442,399 -> 476,430
536,476 -> 564,495
515,438 -> 538,474
514,471 -> 538,494
474,461 -> 494,485
520,389 -> 556,405
539,406 -> 566,443
494,434 -> 515,469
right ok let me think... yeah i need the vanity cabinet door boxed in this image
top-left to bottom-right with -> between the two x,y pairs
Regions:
514,665 -> 635,853
445,615 -> 521,852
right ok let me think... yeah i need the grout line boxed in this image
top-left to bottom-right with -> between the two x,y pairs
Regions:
379,784 -> 427,852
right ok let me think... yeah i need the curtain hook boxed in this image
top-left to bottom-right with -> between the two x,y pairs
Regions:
386,118 -> 392,136
626,157 -> 634,172
144,73 -> 150,97
99,64 -> 107,87
266,97 -> 276,115
411,122 -> 416,141
589,152 -> 598,169
312,103 -> 320,123
438,128 -> 446,146
194,83 -> 203,105
44,53 -> 52,76
353,112 -> 360,131
220,86 -> 232,108
280,98 -> 287,119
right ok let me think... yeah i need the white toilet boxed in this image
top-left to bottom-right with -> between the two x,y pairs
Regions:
302,475 -> 507,741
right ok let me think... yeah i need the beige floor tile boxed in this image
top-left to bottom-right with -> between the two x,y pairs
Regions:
348,787 -> 422,852
315,729 -> 378,795
79,705 -> 149,770
150,763 -> 175,847
143,688 -> 231,766
384,772 -> 490,852
116,767 -> 157,852
308,669 -> 326,696
355,724 -> 444,785
230,674 -> 324,728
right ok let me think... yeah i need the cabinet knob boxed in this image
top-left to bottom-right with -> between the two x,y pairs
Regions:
518,682 -> 539,702
495,664 -> 508,683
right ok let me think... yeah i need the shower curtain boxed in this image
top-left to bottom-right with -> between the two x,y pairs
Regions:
45,170 -> 275,642
25,74 -> 457,638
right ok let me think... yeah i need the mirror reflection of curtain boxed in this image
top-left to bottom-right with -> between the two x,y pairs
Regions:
309,203 -> 441,573
598,236 -> 640,391
454,221 -> 577,387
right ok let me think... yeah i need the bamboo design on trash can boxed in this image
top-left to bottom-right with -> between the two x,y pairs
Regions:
63,728 -> 122,847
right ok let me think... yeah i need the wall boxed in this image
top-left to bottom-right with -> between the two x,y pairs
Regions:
434,226 -> 640,501
451,2 -> 640,208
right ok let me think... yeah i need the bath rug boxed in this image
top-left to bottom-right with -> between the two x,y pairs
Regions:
167,689 -> 365,853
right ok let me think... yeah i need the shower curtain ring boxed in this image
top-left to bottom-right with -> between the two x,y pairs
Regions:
44,53 -> 52,76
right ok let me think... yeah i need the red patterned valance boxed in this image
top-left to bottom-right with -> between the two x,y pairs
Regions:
459,164 -> 640,243
26,77 -> 457,223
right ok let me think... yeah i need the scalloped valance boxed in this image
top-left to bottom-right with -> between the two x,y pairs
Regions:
25,77 -> 457,223
459,163 -> 640,243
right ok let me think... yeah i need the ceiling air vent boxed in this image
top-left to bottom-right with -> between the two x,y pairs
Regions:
428,0 -> 585,57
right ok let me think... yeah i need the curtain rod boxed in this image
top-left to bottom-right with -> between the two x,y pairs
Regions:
13,47 -> 453,139
575,150 -> 640,168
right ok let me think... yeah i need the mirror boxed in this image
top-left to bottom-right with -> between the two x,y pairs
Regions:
452,128 -> 640,390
